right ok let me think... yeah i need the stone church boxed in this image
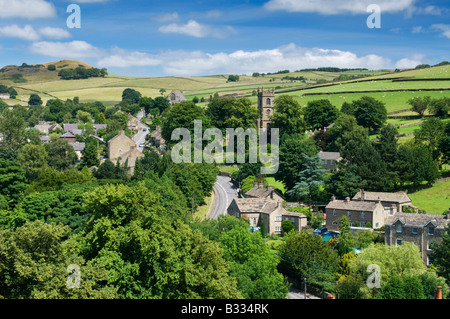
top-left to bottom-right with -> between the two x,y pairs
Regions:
256,88 -> 275,131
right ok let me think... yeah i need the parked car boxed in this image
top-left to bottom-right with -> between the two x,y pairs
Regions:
143,128 -> 147,131
323,230 -> 340,237
312,227 -> 328,235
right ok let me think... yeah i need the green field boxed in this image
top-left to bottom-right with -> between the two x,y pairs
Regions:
408,179 -> 450,215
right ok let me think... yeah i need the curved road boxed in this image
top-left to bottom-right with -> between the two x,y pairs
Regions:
208,176 -> 239,220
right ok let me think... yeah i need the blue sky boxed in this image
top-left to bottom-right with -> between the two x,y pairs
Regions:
0,0 -> 449,76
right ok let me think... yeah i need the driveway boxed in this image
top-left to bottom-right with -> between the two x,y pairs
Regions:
208,176 -> 239,219
133,111 -> 150,152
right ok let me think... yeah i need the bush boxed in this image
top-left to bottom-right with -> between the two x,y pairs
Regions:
47,65 -> 56,71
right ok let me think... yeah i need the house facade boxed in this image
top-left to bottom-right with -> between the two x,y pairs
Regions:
384,212 -> 449,265
325,196 -> 386,230
227,198 -> 307,235
0,93 -> 10,100
318,151 -> 342,172
245,182 -> 284,202
352,189 -> 415,213
167,90 -> 187,105
108,130 -> 144,174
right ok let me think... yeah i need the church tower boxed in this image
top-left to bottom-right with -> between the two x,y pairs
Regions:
257,88 -> 275,130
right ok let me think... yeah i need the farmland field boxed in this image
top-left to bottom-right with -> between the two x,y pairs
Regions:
408,179 -> 450,214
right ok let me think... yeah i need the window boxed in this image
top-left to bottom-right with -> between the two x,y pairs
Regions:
275,215 -> 282,222
250,218 -> 257,227
428,226 -> 434,236
266,98 -> 271,106
333,209 -> 336,217
332,221 -> 338,226
427,241 -> 432,251
396,239 -> 403,246
412,228 -> 418,235
290,217 -> 295,224
360,222 -> 366,227
275,226 -> 282,232
396,223 -> 402,233
361,212 -> 365,219
347,211 -> 351,217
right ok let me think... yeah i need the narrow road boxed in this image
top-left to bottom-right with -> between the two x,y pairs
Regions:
133,110 -> 150,152
208,176 -> 239,219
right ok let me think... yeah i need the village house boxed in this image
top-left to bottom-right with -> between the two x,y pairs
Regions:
69,142 -> 86,161
325,195 -> 386,230
108,130 -> 144,174
127,113 -> 140,133
384,212 -> 449,265
58,132 -> 77,143
318,151 -> 342,172
352,189 -> 416,213
227,197 -> 307,235
34,122 -> 63,135
63,123 -> 107,135
149,126 -> 166,149
245,182 -> 284,202
167,90 -> 187,106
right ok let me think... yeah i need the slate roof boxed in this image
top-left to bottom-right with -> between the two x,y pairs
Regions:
326,199 -> 380,212
245,184 -> 284,199
386,212 -> 449,229
232,198 -> 306,218
318,151 -> 342,160
59,132 -> 76,139
68,142 -> 85,152
353,190 -> 411,204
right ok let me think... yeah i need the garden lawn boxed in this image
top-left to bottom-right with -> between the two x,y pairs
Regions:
408,179 -> 450,215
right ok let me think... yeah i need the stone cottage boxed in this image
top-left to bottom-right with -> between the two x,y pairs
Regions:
108,130 -> 144,174
227,197 -> 307,235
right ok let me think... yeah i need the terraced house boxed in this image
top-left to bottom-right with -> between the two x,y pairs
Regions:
227,198 -> 307,235
385,212 -> 450,265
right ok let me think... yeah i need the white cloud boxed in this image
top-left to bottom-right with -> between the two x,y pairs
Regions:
38,27 -> 71,40
0,24 -> 71,41
412,26 -> 424,34
30,40 -> 103,59
158,20 -> 236,38
431,24 -> 450,39
154,12 -> 180,22
0,0 -> 56,19
263,0 -> 415,15
0,24 -> 40,41
157,43 -> 393,76
395,54 -> 424,69
97,47 -> 161,68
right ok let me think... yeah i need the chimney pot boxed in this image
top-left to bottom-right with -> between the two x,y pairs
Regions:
435,286 -> 442,299
345,197 -> 350,202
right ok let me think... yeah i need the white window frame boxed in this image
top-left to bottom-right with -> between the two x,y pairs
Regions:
275,215 -> 282,222
412,227 -> 418,235
275,226 -> 282,232
249,217 -> 257,227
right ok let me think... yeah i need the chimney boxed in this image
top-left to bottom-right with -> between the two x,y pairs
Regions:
435,286 -> 442,299
361,189 -> 365,201
331,195 -> 336,202
345,197 -> 350,202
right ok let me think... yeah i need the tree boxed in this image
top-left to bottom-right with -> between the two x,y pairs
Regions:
275,133 -> 319,191
159,88 -> 166,96
325,163 -> 365,199
428,97 -> 449,117
206,97 -> 258,132
352,96 -> 387,132
335,216 -> 356,256
430,224 -> 450,282
327,114 -> 369,153
270,95 -> 306,136
227,75 -> 239,82
121,88 -> 141,104
28,93 -> 43,106
139,96 -> 155,115
0,159 -> 27,207
0,220 -> 118,299
218,223 -> 289,298
375,124 -> 400,184
79,183 -> 242,299
414,117 -> 445,162
408,96 -> 430,117
0,109 -> 26,152
278,231 -> 339,288
286,154 -> 326,203
45,139 -> 78,171
304,99 -> 339,130
80,144 -> 99,168
282,220 -> 295,234
154,96 -> 170,114
17,143 -> 48,181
